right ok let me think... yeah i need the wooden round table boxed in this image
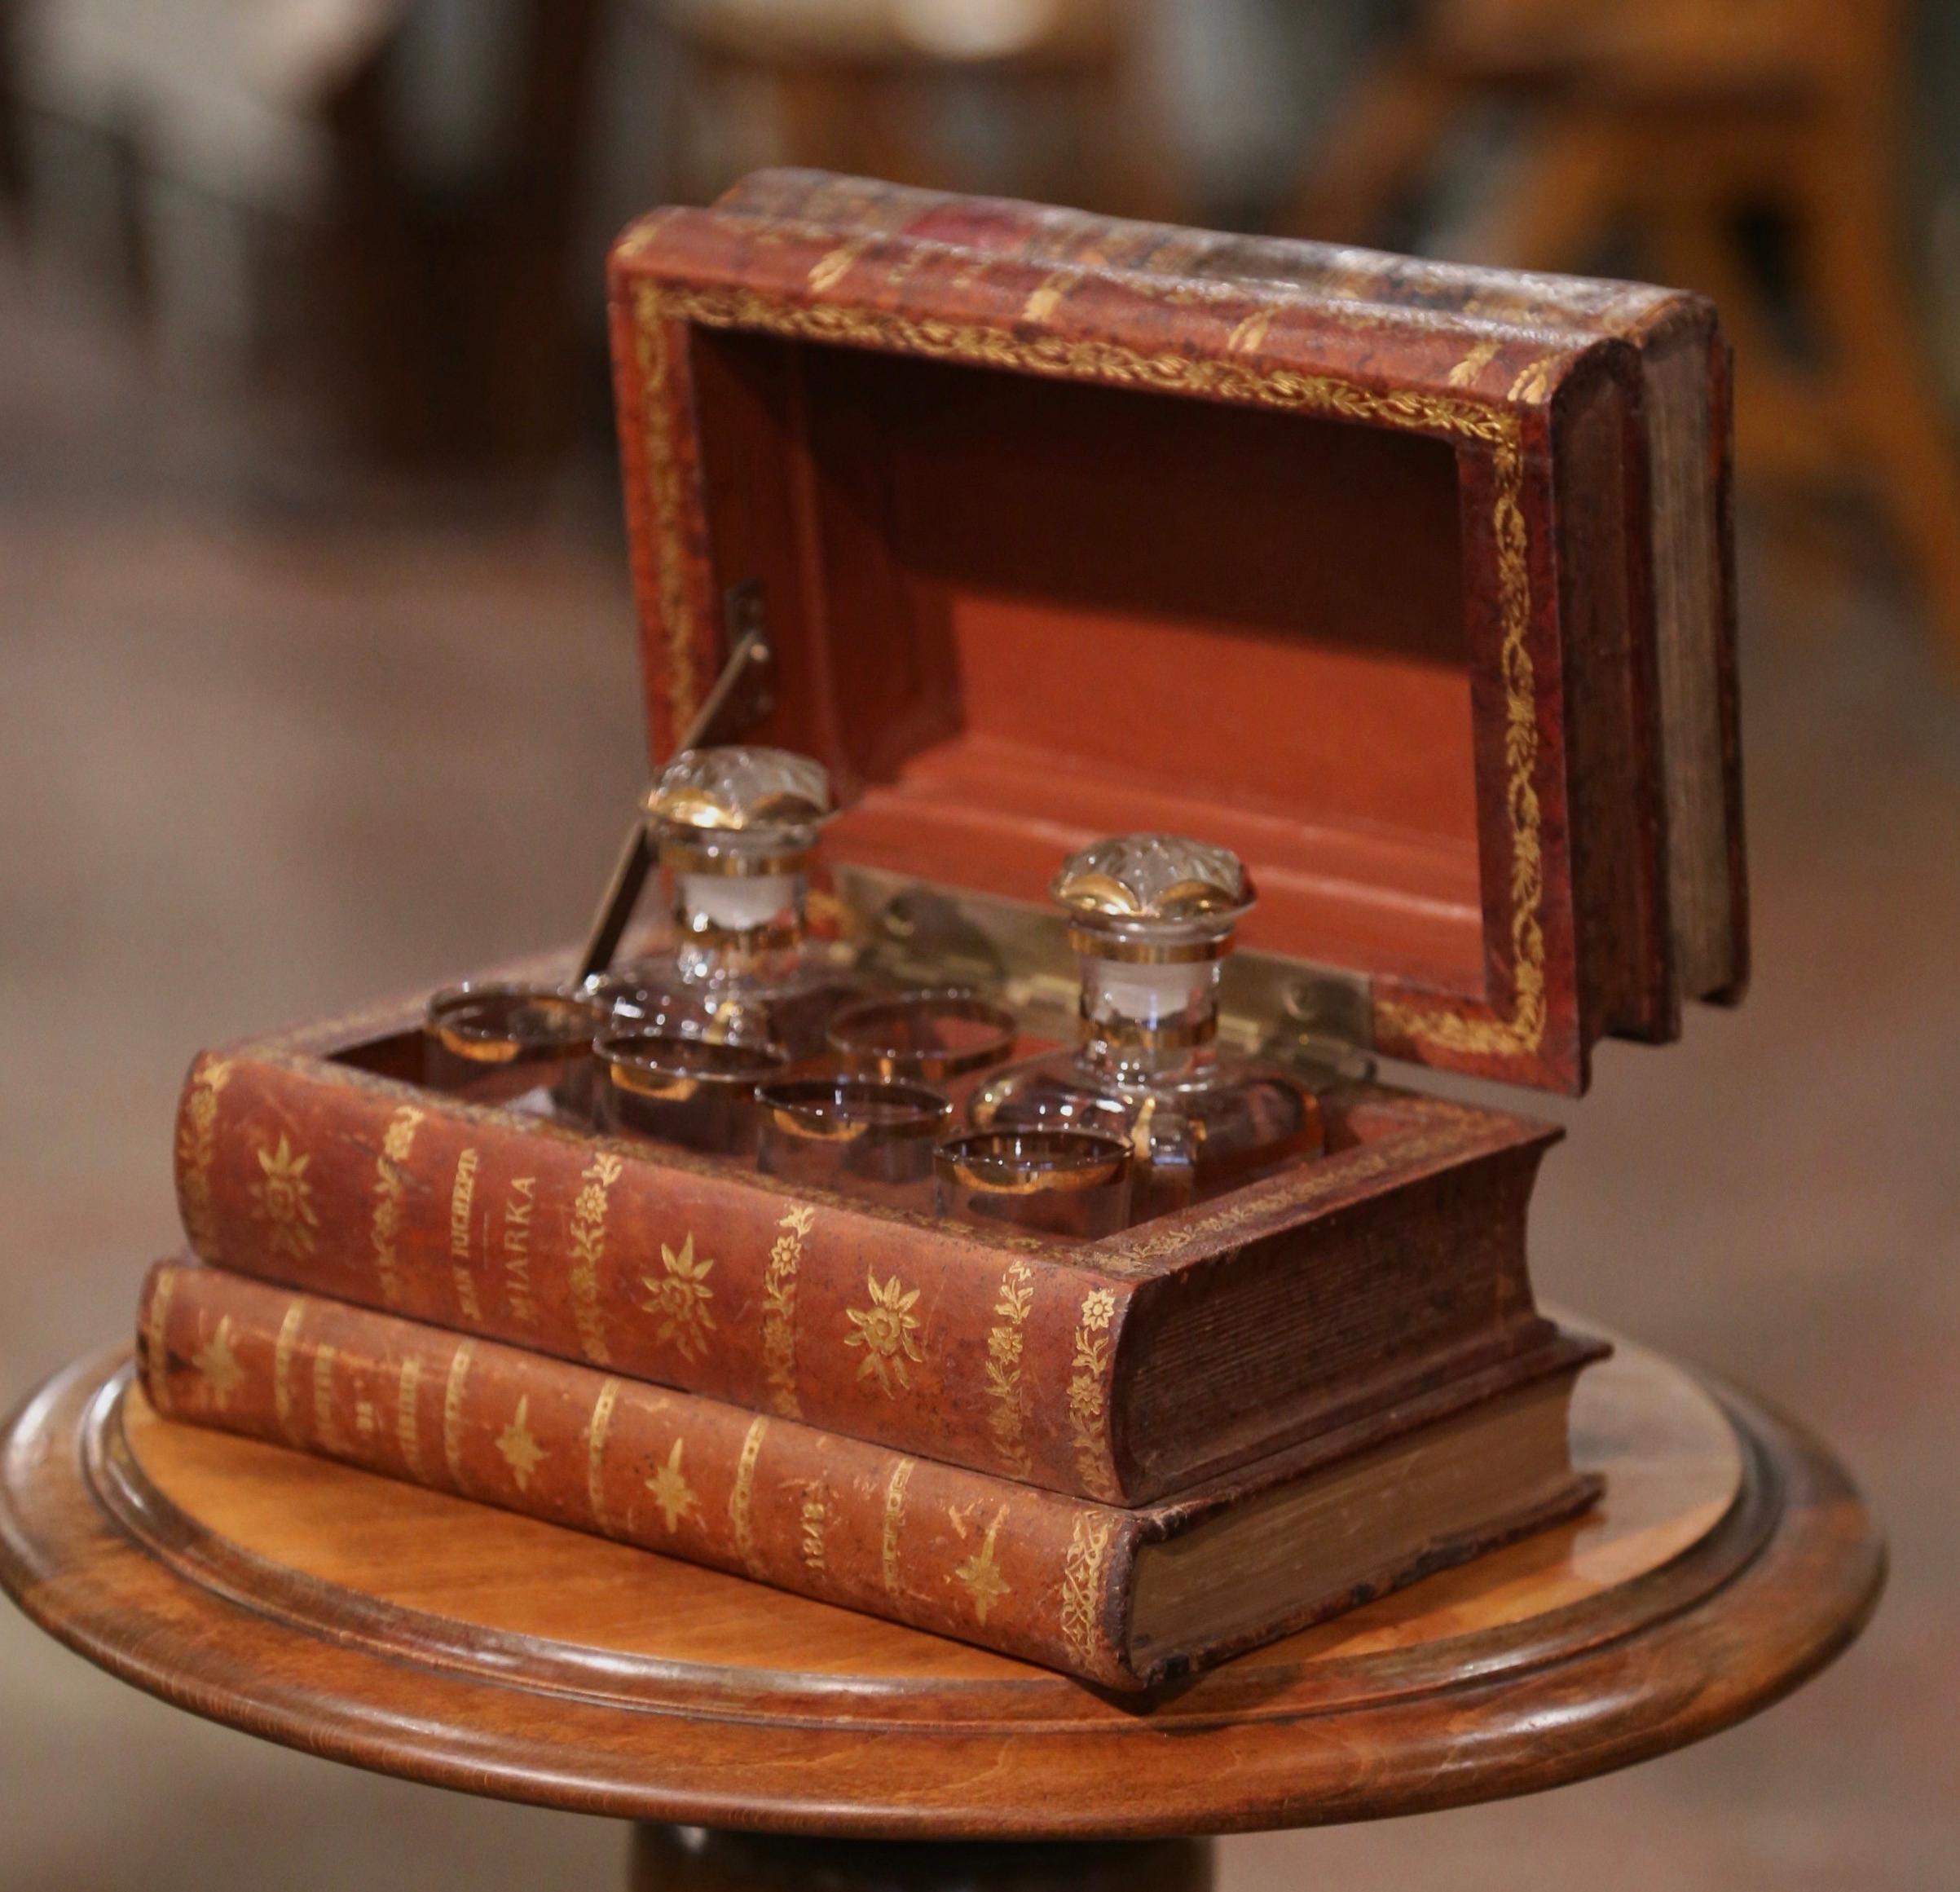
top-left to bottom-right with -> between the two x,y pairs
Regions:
0,1338 -> 1883,1889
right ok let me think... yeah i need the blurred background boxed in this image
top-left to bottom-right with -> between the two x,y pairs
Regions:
1,1 -> 1956,1886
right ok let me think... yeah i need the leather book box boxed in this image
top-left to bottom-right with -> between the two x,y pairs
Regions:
172,173 -> 1743,1511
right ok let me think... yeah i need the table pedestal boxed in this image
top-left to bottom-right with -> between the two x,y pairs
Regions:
628,1826 -> 1212,1890
0,1334 -> 1882,1853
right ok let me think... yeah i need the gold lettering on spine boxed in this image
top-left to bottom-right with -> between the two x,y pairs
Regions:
143,1269 -> 179,1417
1060,1513 -> 1117,1672
587,1378 -> 621,1535
761,1205 -> 815,1418
272,1299 -> 307,1444
729,1415 -> 769,1577
799,1488 -> 829,1573
634,280 -> 1547,1062
448,1148 -> 482,1322
881,1458 -> 915,1600
568,1153 -> 623,1365
174,1061 -> 232,1260
395,1356 -> 425,1475
312,1344 -> 345,1455
501,1175 -> 539,1325
371,1106 -> 424,1308
443,1341 -> 475,1492
984,1259 -> 1035,1476
1066,1289 -> 1121,1501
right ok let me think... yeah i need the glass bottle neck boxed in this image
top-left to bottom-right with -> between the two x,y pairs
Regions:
669,869 -> 808,987
1077,954 -> 1222,1083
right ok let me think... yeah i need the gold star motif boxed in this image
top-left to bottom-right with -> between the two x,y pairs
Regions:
249,1135 -> 319,1259
644,1437 -> 700,1533
844,1269 -> 925,1396
192,1316 -> 244,1408
639,1233 -> 717,1361
496,1396 -> 545,1489
954,1507 -> 1013,1625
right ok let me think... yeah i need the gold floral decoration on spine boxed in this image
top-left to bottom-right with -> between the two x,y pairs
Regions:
143,1269 -> 179,1417
443,1340 -> 475,1492
729,1415 -> 769,1577
645,1437 -> 700,1533
1060,1513 -> 1117,1674
632,280 -> 1545,1063
192,1314 -> 243,1410
250,1135 -> 318,1261
371,1105 -> 423,1308
587,1378 -> 620,1535
954,1506 -> 1013,1625
983,1259 -> 1035,1477
273,1299 -> 307,1444
845,1270 -> 925,1396
761,1205 -> 815,1418
174,1060 -> 232,1261
496,1396 -> 544,1490
568,1153 -> 623,1365
1066,1289 -> 1121,1502
638,1233 -> 716,1361
881,1458 -> 915,1600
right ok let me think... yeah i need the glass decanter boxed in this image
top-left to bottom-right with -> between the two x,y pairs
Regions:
597,746 -> 867,1061
970,833 -> 1324,1219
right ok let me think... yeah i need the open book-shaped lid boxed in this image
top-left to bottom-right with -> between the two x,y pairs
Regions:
606,171 -> 1746,1096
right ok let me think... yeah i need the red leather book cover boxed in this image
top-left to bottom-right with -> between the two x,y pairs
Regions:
138,1261 -> 1601,1691
173,1010 -> 1563,1506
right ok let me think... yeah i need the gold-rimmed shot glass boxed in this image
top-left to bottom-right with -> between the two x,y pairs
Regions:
826,990 -> 1020,1085
757,1077 -> 952,1209
594,1029 -> 790,1156
933,1127 -> 1134,1241
424,981 -> 607,1110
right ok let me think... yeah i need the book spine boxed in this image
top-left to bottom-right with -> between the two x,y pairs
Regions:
707,169 -> 1678,333
172,1050 -> 1130,1501
137,1262 -> 1143,1688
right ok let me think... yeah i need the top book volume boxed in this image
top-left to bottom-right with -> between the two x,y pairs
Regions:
608,170 -> 1744,1098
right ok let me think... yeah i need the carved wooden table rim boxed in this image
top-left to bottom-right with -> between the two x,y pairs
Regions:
0,1332 -> 1883,1889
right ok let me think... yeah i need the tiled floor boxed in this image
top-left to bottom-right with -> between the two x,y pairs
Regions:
2,252 -> 1954,1890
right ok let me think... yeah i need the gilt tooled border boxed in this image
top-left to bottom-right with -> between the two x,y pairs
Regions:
628,280 -> 1544,1061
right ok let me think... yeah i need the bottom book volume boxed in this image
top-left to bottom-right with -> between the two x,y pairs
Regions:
136,1261 -> 1605,1691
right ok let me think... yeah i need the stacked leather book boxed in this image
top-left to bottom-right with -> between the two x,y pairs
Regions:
136,171 -> 1743,1691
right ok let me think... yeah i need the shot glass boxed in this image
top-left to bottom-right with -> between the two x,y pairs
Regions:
595,1029 -> 790,1157
933,1128 -> 1134,1241
424,981 -> 607,1110
826,990 -> 1019,1085
757,1076 -> 953,1210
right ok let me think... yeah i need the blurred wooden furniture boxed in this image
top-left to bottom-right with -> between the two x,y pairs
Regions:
0,1333 -> 1880,1881
321,0 -> 605,470
660,0 -> 1177,216
1294,0 -> 1960,672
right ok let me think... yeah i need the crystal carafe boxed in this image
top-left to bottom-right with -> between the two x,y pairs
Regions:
970,834 -> 1324,1218
597,746 -> 865,1061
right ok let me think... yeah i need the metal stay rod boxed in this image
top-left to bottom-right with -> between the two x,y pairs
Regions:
574,598 -> 773,986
